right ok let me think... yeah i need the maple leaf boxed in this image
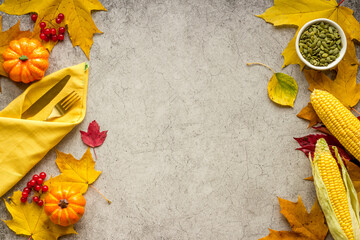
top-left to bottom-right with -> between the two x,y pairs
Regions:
294,133 -> 351,162
0,18 -> 32,77
296,103 -> 321,128
0,0 -> 107,59
298,60 -> 360,126
3,191 -> 76,240
80,120 -> 108,159
257,0 -> 360,68
47,148 -> 101,194
304,61 -> 360,108
260,196 -> 328,240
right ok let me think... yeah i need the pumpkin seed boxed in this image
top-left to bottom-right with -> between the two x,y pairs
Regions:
298,21 -> 342,67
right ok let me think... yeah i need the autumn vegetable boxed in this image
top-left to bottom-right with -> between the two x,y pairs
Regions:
0,0 -> 107,58
44,185 -> 86,226
311,89 -> 360,161
3,38 -> 49,83
310,138 -> 360,240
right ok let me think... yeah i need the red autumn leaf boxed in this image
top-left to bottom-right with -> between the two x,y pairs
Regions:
80,120 -> 107,159
294,134 -> 351,161
311,125 -> 331,135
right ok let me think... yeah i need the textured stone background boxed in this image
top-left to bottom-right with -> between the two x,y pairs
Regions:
1,0 -> 360,239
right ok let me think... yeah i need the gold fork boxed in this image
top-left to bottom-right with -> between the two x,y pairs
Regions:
47,91 -> 81,120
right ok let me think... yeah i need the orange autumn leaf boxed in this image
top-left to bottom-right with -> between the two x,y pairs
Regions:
297,103 -> 321,128
257,0 -> 360,68
260,196 -> 328,240
0,18 -> 32,77
0,0 -> 107,59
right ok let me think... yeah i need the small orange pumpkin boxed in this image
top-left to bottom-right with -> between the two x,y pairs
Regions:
44,185 -> 86,226
3,38 -> 49,83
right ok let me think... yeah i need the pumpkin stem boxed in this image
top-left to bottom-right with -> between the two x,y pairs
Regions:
58,199 -> 69,209
19,55 -> 29,61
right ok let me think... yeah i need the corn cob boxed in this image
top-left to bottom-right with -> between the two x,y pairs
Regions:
311,139 -> 360,240
311,89 -> 360,161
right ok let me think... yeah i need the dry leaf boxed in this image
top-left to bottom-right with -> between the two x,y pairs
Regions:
304,61 -> 360,108
347,161 -> 360,205
297,103 -> 321,128
80,120 -> 108,159
247,63 -> 298,107
294,134 -> 351,162
47,148 -> 101,193
3,191 -> 76,240
297,60 -> 360,126
257,0 -> 360,68
0,0 -> 107,58
260,196 -> 328,240
268,72 -> 298,107
0,18 -> 32,77
80,120 -> 108,148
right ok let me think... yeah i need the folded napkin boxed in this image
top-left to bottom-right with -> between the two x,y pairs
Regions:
0,62 -> 89,197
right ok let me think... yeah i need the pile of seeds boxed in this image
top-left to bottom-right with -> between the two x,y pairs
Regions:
299,21 -> 342,67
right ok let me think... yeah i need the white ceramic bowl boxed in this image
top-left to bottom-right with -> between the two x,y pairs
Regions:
295,18 -> 347,70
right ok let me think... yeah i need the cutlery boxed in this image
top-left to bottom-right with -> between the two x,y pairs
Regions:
21,75 -> 71,119
47,91 -> 81,120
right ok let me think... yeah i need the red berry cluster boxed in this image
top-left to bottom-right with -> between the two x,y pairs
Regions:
31,13 -> 66,42
21,172 -> 48,206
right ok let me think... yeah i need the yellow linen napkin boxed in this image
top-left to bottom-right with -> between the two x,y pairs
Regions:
0,62 -> 89,197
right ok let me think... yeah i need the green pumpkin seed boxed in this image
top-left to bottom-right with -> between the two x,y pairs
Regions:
298,21 -> 342,67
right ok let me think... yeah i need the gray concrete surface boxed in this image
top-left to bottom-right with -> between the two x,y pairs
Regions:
1,0 -> 360,239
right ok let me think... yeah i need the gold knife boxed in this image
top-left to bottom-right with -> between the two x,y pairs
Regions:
21,75 -> 71,119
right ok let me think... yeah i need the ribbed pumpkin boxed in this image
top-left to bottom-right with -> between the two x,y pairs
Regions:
44,185 -> 86,226
3,38 -> 49,83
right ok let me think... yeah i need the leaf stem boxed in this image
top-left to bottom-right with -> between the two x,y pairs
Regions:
89,184 -> 112,204
338,0 -> 345,6
28,235 -> 32,240
246,62 -> 276,74
93,148 -> 98,160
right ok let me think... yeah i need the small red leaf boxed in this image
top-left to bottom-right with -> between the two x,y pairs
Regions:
80,120 -> 108,148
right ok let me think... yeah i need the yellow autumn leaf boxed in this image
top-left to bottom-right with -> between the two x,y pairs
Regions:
304,61 -> 360,108
268,72 -> 298,107
297,60 -> 360,126
247,63 -> 298,107
3,191 -> 76,240
47,148 -> 101,193
0,18 -> 32,77
257,0 -> 360,68
0,0 -> 107,58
